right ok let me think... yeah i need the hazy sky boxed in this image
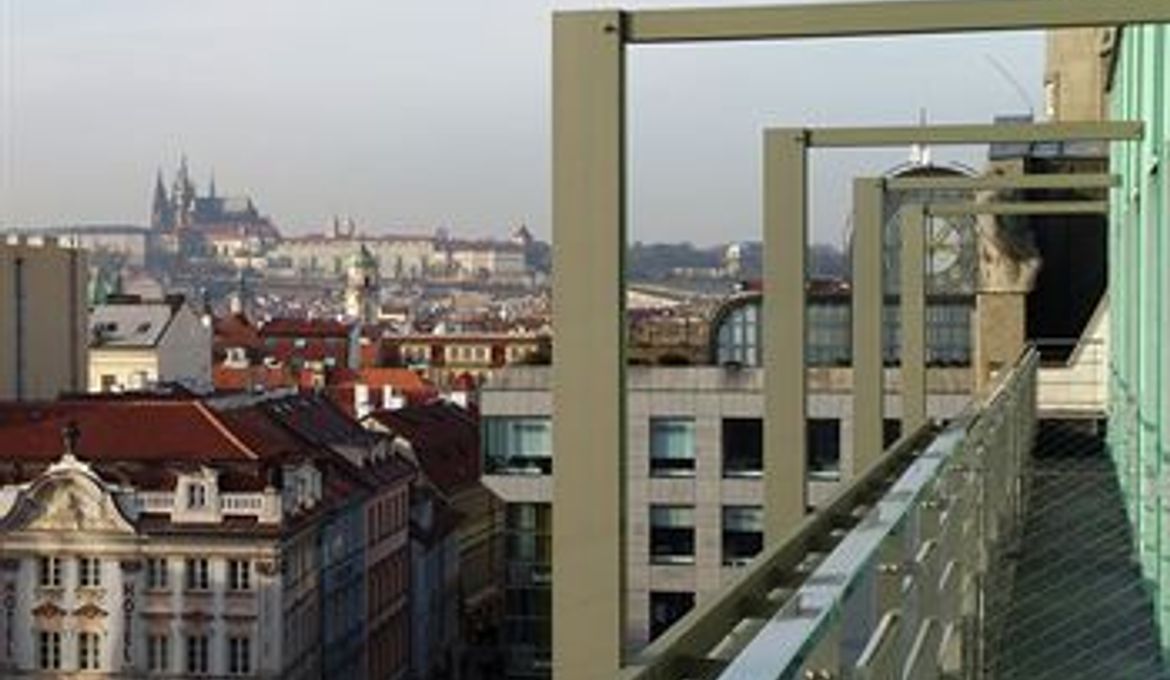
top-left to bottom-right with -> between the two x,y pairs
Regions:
0,0 -> 1043,245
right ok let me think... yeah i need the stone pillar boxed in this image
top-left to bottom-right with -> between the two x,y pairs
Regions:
974,163 -> 1041,393
975,292 -> 1028,392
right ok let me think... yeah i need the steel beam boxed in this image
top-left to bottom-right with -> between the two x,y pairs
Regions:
852,178 -> 886,476
926,201 -> 1109,216
627,0 -> 1170,43
764,129 -> 809,543
886,173 -> 1119,192
807,122 -> 1142,148
551,11 -> 626,679
900,206 -> 927,433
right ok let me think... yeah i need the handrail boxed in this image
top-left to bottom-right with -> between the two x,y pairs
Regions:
622,348 -> 1038,679
620,422 -> 937,679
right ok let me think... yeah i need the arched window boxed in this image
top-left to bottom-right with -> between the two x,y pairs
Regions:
714,300 -> 761,366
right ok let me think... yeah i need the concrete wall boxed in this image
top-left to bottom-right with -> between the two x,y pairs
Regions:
157,306 -> 213,392
1045,28 -> 1111,122
88,350 -> 161,392
0,238 -> 88,400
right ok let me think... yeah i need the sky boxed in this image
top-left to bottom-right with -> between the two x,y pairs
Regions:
0,0 -> 1044,245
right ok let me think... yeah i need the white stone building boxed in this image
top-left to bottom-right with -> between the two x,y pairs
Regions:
0,392 -> 414,679
267,230 -> 437,282
88,296 -> 212,394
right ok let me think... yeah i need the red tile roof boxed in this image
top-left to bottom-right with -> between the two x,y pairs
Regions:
364,402 -> 479,495
261,318 -> 352,338
213,313 -> 262,351
0,400 -> 259,463
358,368 -> 433,392
213,366 -> 296,392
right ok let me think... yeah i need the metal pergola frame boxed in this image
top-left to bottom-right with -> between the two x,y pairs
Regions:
617,176 -> 1121,680
769,123 -> 1137,545
552,2 -> 1170,675
883,190 -> 1114,436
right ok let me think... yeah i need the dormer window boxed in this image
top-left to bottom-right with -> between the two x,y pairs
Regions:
187,483 -> 207,510
295,477 -> 308,505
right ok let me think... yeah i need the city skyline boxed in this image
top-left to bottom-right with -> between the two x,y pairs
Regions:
0,0 -> 1041,245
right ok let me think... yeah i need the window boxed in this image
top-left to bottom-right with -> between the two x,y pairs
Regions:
147,634 -> 170,673
228,560 -> 252,591
78,632 -> 101,670
146,558 -> 169,590
38,556 -> 62,588
228,636 -> 251,675
187,483 -> 207,509
38,630 -> 61,670
505,503 -> 552,565
925,302 -> 973,366
100,374 -> 118,392
649,418 -> 695,477
186,634 -> 209,674
483,417 -> 552,475
722,418 -> 762,477
185,558 -> 210,591
807,419 -> 841,480
78,557 -> 102,588
715,302 -> 760,366
649,591 -> 694,641
722,506 -> 764,566
808,302 -> 851,366
883,418 -> 903,449
649,505 -> 695,564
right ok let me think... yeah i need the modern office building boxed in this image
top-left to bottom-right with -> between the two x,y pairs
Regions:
482,288 -> 976,677
0,236 -> 88,401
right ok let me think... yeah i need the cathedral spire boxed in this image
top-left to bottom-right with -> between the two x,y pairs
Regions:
209,169 -> 217,199
153,169 -> 168,207
152,168 -> 173,231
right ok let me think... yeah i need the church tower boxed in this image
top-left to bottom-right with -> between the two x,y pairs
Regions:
151,170 -> 173,232
345,245 -> 381,324
171,155 -> 196,229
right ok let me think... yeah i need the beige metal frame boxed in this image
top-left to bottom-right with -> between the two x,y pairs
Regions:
766,122 -> 1136,539
553,1 -> 1170,675
892,170 -> 1118,421
887,193 -> 1114,435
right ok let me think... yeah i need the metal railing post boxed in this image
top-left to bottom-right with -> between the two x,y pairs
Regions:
853,178 -> 886,475
551,11 -> 627,677
764,129 -> 810,543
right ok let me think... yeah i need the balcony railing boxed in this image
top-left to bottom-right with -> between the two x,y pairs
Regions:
622,349 -> 1038,679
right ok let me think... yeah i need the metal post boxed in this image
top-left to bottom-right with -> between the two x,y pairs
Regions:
764,129 -> 810,542
852,178 -> 885,473
901,206 -> 927,433
551,11 -> 626,678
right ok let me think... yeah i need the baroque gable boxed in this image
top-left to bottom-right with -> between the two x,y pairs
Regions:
2,457 -> 136,535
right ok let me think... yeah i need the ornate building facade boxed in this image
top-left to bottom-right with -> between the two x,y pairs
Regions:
0,392 -> 413,679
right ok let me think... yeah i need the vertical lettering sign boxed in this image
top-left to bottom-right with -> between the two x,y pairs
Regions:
3,582 -> 14,660
122,582 -> 135,665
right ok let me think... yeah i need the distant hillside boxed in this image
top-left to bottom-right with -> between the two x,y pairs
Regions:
528,239 -> 847,282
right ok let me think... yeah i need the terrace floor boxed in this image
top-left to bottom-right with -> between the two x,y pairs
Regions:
986,420 -> 1168,680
